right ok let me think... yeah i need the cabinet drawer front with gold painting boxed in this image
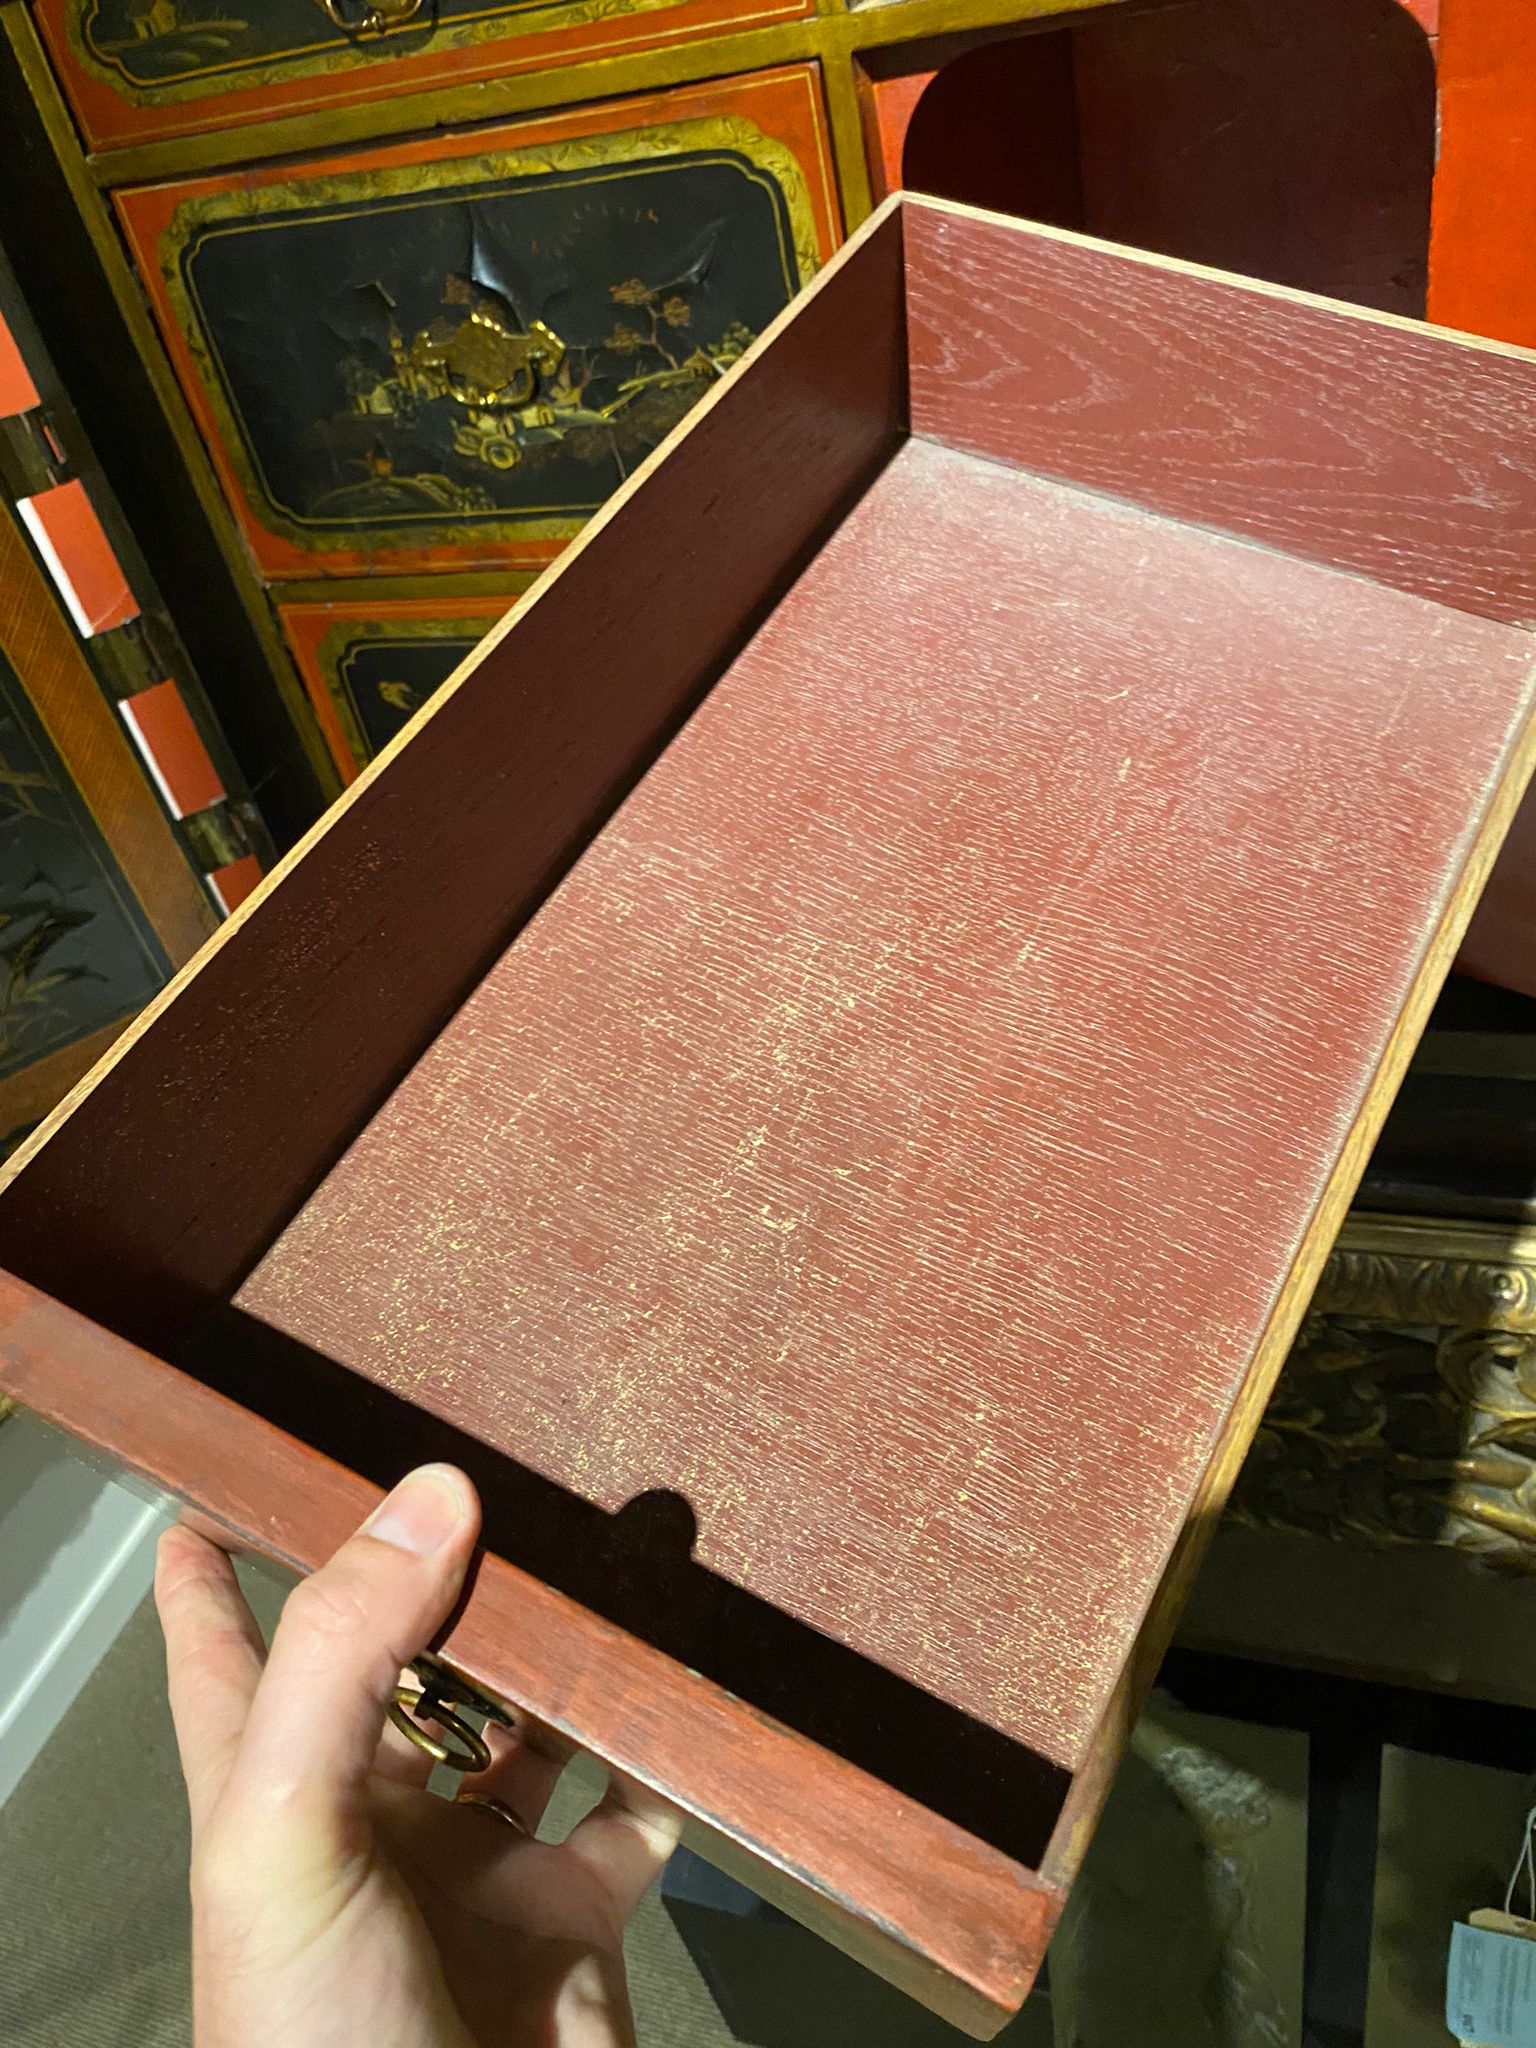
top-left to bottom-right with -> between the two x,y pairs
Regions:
34,0 -> 816,154
115,68 -> 840,580
281,591 -> 527,781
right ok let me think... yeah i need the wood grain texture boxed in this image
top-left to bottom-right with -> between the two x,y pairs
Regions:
14,199 -> 1536,2030
0,1267 -> 1057,2038
0,206 -> 907,1352
1039,649 -> 1536,1887
903,199 -> 1536,629
242,430 -> 1536,1773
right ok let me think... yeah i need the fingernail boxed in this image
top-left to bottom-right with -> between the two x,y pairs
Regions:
364,1465 -> 471,1557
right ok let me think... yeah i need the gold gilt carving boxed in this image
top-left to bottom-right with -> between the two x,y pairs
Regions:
1234,1214 -> 1536,1568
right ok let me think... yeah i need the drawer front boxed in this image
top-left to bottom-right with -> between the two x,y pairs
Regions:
280,591 -> 526,780
35,0 -> 815,153
0,501 -> 212,1157
117,68 -> 841,580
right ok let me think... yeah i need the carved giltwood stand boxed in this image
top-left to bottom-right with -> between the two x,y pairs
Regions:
1234,1213 -> 1536,1568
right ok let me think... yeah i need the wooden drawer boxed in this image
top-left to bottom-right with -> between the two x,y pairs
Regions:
4,197 -> 1535,2035
34,0 -> 815,154
857,0 -> 1437,318
116,67 -> 840,581
280,589 -> 527,780
0,496 -> 213,1155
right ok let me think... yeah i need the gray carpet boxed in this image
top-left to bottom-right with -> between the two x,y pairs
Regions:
9,1558 -> 1451,2048
0,1565 -> 738,2048
0,1564 -> 1050,2048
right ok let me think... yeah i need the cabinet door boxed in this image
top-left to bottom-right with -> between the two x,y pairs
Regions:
0,500 -> 214,1155
280,591 -> 525,780
118,68 -> 840,580
35,0 -> 815,154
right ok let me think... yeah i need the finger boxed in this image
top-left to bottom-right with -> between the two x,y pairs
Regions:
155,1525 -> 266,1835
562,1773 -> 682,1920
459,1722 -> 566,1838
225,1465 -> 479,1828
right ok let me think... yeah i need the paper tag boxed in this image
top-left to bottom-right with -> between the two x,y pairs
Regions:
1448,1921 -> 1536,2047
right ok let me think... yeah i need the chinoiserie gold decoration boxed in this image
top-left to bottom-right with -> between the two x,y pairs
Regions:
314,609 -> 506,767
347,272 -> 752,493
65,0 -> 743,113
156,113 -> 819,558
1232,1213 -> 1536,1569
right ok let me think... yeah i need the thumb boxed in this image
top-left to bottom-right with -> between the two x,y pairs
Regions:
226,1464 -> 480,1828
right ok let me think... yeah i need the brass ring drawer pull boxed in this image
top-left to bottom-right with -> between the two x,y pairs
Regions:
319,0 -> 429,37
389,1682 -> 492,1774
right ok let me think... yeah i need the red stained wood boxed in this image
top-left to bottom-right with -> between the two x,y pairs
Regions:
0,1266 -> 1054,2033
10,199 -> 1536,2031
243,427 -> 1536,1772
1072,0 -> 1436,318
0,210 -> 907,1352
903,205 -> 1536,630
856,69 -> 935,205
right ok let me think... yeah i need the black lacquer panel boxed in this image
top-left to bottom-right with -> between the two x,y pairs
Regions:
79,1 -> 543,92
338,634 -> 481,755
0,646 -> 169,1079
177,152 -> 799,545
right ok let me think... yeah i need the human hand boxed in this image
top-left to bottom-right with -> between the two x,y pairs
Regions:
155,1463 -> 680,2048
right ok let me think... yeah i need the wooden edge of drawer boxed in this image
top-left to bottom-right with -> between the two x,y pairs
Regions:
0,1266 -> 1060,2038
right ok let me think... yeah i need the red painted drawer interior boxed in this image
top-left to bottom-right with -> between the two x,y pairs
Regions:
3,197 -> 1536,2036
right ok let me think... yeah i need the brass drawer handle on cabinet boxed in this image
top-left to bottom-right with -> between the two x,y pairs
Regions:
319,0 -> 429,37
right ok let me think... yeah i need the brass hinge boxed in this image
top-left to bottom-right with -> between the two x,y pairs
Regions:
89,616 -> 173,701
179,796 -> 251,873
0,408 -> 67,500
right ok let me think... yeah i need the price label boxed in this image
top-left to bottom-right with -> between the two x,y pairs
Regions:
1448,1921 -> 1536,2048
